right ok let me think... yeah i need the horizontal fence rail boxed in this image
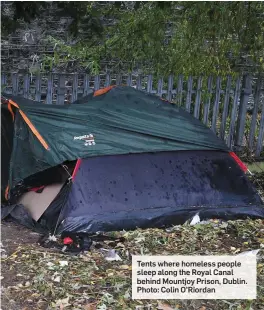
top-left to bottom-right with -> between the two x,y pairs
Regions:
1,72 -> 264,157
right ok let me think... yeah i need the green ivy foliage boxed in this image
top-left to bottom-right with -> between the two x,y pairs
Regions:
2,1 -> 264,75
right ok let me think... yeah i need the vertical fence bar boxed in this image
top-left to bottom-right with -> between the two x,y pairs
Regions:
203,76 -> 213,126
147,75 -> 153,93
249,77 -> 262,149
211,77 -> 222,133
127,74 -> 132,87
35,74 -> 41,101
194,76 -> 203,119
136,75 -> 142,90
220,75 -> 232,139
1,73 -> 7,90
23,74 -> 30,99
185,76 -> 193,113
256,101 -> 264,157
227,77 -> 241,148
157,77 -> 163,97
235,75 -> 252,150
166,75 -> 173,101
46,73 -> 53,104
116,74 -> 121,86
176,74 -> 183,106
72,74 -> 78,103
56,74 -> 65,105
83,75 -> 90,96
12,73 -> 18,95
105,74 -> 111,87
94,75 -> 100,90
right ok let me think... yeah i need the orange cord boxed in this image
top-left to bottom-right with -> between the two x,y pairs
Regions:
93,85 -> 115,97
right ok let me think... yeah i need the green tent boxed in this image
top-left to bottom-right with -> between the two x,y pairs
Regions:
1,86 -> 263,235
2,86 -> 228,198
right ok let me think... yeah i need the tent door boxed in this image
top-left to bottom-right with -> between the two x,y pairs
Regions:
18,183 -> 64,221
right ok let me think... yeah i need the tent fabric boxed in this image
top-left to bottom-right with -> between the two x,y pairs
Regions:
2,150 -> 263,234
58,150 -> 263,234
1,87 -> 264,235
1,107 -> 14,199
2,86 -> 228,194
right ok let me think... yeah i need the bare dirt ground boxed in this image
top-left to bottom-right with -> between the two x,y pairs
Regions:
1,221 -> 40,309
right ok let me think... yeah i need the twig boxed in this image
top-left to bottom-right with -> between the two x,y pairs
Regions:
1,247 -> 22,262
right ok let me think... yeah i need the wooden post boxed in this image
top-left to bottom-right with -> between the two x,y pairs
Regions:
234,74 -> 252,151
203,76 -> 213,126
83,75 -> 90,96
56,74 -> 65,105
46,74 -> 53,104
176,74 -> 183,106
255,101 -> 264,157
211,77 -> 221,133
35,74 -> 41,102
194,76 -> 203,119
72,74 -> 78,103
220,75 -> 232,139
227,77 -> 241,148
248,77 -> 261,149
105,74 -> 111,87
94,75 -> 100,90
116,74 -> 121,86
147,75 -> 153,93
185,76 -> 193,113
127,74 -> 132,87
157,77 -> 163,97
1,73 -> 7,90
166,75 -> 173,101
12,73 -> 18,96
23,74 -> 30,99
136,75 -> 142,90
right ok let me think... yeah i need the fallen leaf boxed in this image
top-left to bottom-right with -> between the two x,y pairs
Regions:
47,262 -> 55,267
59,260 -> 69,267
53,276 -> 61,282
119,265 -> 131,270
123,289 -> 130,299
237,249 -> 260,256
116,242 -> 125,248
157,302 -> 174,310
54,296 -> 71,308
83,302 -> 97,310
104,249 -> 122,261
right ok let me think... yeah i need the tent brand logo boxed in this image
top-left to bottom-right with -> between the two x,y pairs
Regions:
74,134 -> 96,146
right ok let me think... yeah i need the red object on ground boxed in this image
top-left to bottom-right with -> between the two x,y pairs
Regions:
229,152 -> 248,173
63,237 -> 74,245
